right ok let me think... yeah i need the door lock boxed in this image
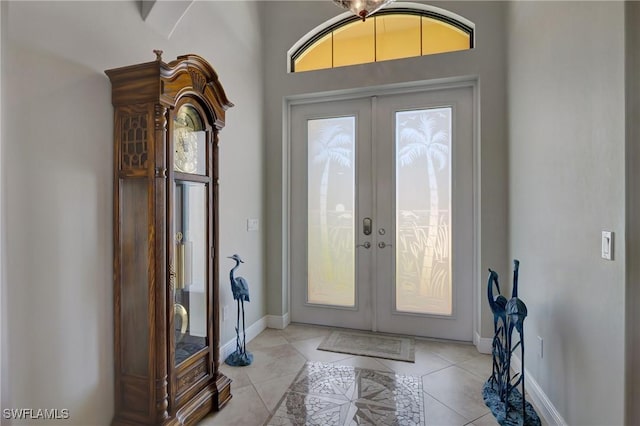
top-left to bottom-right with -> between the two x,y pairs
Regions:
363,218 -> 372,236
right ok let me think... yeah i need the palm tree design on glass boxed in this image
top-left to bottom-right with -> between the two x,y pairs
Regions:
308,117 -> 355,306
397,109 -> 451,311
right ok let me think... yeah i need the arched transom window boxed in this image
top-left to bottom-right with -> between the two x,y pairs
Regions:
288,3 -> 474,73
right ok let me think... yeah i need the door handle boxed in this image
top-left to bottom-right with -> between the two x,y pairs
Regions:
363,218 -> 372,236
357,242 -> 371,249
378,242 -> 392,249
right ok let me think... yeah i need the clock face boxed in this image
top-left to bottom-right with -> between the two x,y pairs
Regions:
174,128 -> 198,173
174,105 -> 205,174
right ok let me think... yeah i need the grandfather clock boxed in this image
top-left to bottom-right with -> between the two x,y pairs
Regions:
106,52 -> 232,425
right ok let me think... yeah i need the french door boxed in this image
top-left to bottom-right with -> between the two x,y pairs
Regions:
289,86 -> 474,341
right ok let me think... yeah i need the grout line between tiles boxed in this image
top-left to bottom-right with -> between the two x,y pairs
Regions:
422,385 -> 489,424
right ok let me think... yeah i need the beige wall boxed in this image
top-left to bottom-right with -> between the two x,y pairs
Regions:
507,2 -> 626,424
0,1 -> 265,424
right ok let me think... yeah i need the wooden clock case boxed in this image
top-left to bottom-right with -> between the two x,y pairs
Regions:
106,52 -> 232,425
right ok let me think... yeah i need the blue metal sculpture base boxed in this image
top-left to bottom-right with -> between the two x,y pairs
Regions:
225,350 -> 253,367
483,380 -> 541,426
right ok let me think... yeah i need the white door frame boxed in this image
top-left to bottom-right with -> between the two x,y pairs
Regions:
282,78 -> 480,342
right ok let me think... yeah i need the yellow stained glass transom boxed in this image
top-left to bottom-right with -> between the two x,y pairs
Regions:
376,15 -> 421,62
422,17 -> 470,56
292,12 -> 472,73
333,19 -> 375,68
295,33 -> 333,72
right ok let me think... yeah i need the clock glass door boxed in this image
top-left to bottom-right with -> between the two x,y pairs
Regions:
172,104 -> 211,367
173,181 -> 208,364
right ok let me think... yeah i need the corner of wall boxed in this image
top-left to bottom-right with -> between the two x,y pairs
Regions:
473,332 -> 492,354
625,2 -> 640,423
266,313 -> 290,330
0,0 -> 6,421
0,0 -> 11,422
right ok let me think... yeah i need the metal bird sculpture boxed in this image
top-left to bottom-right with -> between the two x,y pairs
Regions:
487,269 -> 508,393
225,254 -> 253,366
229,254 -> 250,303
483,260 -> 540,426
506,276 -> 528,418
488,269 -> 508,331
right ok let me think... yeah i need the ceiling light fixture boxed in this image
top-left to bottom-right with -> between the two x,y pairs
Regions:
332,0 -> 395,21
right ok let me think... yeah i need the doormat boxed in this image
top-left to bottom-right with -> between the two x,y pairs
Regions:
265,361 -> 424,425
317,330 -> 415,362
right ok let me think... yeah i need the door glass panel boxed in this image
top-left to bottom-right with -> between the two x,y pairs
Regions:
174,181 -> 208,365
307,117 -> 356,306
395,107 -> 452,315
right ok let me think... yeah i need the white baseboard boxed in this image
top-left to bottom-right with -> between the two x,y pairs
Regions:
220,316 -> 268,361
511,354 -> 567,426
474,331 -> 493,354
266,312 -> 290,329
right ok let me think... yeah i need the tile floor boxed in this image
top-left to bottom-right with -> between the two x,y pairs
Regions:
200,324 -> 541,426
268,361 -> 425,425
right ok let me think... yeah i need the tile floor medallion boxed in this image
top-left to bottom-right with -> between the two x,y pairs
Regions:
266,361 -> 425,426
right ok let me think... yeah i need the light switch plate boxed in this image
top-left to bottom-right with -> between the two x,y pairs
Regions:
538,336 -> 543,359
602,231 -> 613,260
247,218 -> 259,232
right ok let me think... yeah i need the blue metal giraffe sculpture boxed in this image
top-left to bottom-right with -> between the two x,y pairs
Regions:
225,254 -> 253,366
